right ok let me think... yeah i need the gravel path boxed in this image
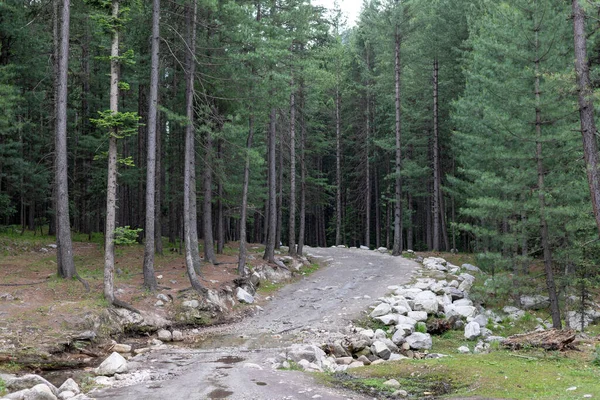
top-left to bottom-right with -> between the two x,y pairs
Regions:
92,247 -> 419,400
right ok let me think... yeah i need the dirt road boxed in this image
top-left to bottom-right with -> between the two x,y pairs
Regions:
93,246 -> 419,400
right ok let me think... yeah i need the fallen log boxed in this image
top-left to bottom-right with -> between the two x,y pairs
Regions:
502,329 -> 576,351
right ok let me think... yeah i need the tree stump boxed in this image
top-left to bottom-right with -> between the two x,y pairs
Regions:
502,329 -> 576,351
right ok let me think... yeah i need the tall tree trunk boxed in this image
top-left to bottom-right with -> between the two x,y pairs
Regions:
103,0 -> 121,304
407,193 -> 413,250
203,128 -> 217,264
392,26 -> 403,256
238,113 -> 254,275
335,88 -> 342,246
183,0 -> 206,293
375,170 -> 380,249
55,0 -> 76,279
264,108 -> 277,262
142,0 -> 160,291
216,141 -> 224,254
288,76 -> 297,256
535,23 -> 561,328
573,0 -> 600,237
276,130 -> 283,249
432,59 -> 441,252
297,84 -> 307,256
155,109 -> 163,255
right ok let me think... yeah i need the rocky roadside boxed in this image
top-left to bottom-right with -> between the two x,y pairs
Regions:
0,254 -> 310,400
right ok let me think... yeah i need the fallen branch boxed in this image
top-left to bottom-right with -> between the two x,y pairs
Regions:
502,329 -> 576,351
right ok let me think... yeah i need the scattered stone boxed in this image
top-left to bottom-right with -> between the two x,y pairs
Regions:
392,389 -> 408,398
520,295 -> 550,310
5,375 -> 58,396
181,300 -> 199,309
172,330 -> 184,341
407,311 -> 427,322
95,352 -> 128,376
157,329 -> 172,342
57,379 -> 80,396
27,384 -> 57,400
58,390 -> 75,400
457,346 -> 470,354
356,355 -> 371,365
335,357 -> 353,365
391,328 -> 407,345
155,300 -> 165,307
236,287 -> 255,304
461,263 -> 481,272
404,332 -> 432,350
383,379 -> 400,388
374,329 -> 387,340
375,314 -> 399,325
347,361 -> 364,369
156,294 -> 170,303
242,363 -> 263,370
474,341 -> 490,354
376,247 -> 388,253
111,343 -> 132,353
464,321 -> 481,340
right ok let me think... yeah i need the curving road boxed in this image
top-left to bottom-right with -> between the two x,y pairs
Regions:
93,246 -> 419,400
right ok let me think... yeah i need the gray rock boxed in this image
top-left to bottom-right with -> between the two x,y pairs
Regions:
370,303 -> 392,318
462,263 -> 481,273
157,329 -> 172,342
454,298 -> 473,307
503,306 -> 525,320
474,340 -> 490,354
471,314 -> 488,327
356,355 -> 371,365
444,287 -> 465,301
458,279 -> 474,292
236,287 -> 254,304
520,295 -> 550,310
111,343 -> 131,353
288,344 -> 327,369
464,321 -> 481,340
392,305 -> 410,315
376,247 -> 388,253
172,330 -> 184,341
156,294 -> 170,303
5,375 -> 58,396
457,346 -> 470,354
396,315 -> 417,327
95,352 -> 128,376
371,341 -> 391,360
392,389 -> 409,398
25,384 -> 57,400
374,329 -> 387,340
413,291 -> 439,314
360,245 -> 369,250
181,300 -> 199,308
57,378 -> 80,395
383,379 -> 400,387
405,332 -> 432,350
407,311 -> 428,322
347,361 -> 365,369
455,305 -> 477,318
57,391 -> 75,400
359,329 -> 375,339
375,314 -> 398,326
391,328 -> 407,344
297,359 -> 322,372
335,357 -> 353,365
485,335 -> 506,343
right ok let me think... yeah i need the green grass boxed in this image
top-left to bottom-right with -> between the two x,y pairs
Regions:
0,376 -> 6,396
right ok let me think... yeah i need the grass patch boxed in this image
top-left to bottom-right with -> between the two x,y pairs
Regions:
0,376 -> 5,396
257,281 -> 285,296
300,262 -> 320,276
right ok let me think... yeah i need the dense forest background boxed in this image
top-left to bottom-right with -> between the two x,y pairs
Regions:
2,0 -> 600,318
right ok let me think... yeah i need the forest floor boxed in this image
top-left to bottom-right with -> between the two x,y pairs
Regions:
0,229 -> 268,367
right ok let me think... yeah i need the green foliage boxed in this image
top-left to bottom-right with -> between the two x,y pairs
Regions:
90,110 -> 140,138
113,226 -> 142,245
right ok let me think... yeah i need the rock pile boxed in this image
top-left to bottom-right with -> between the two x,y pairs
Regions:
273,256 -> 515,372
0,374 -> 91,400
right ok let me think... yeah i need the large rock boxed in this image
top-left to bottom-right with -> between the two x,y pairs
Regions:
404,332 -> 432,350
25,384 -> 57,400
395,288 -> 423,299
453,298 -> 473,307
413,291 -> 439,314
287,344 -> 327,369
407,311 -> 428,322
455,306 -> 477,318
95,352 -> 128,376
503,306 -> 525,320
520,295 -> 550,310
464,321 -> 481,340
396,315 -> 418,327
462,263 -> 481,273
371,341 -> 391,360
236,287 -> 254,304
370,303 -> 392,318
5,375 -> 58,396
57,379 -> 80,395
375,314 -> 399,325
157,329 -> 172,342
391,328 -> 407,345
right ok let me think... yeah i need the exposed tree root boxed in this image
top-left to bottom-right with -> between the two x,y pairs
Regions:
502,329 -> 576,351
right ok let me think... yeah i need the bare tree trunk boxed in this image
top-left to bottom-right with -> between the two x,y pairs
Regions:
297,85 -> 307,256
335,88 -> 342,246
407,193 -> 413,250
155,106 -> 163,255
432,59 -> 440,252
264,108 -> 277,262
142,0 -> 160,291
573,0 -> 600,237
375,170 -> 380,249
183,0 -> 206,293
216,141 -> 224,254
534,24 -> 561,328
288,76 -> 297,256
55,0 -> 76,279
238,113 -> 254,274
103,0 -> 121,304
203,128 -> 217,264
392,26 -> 403,256
276,131 -> 283,249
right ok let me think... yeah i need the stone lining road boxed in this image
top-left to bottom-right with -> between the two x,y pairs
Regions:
93,247 -> 419,400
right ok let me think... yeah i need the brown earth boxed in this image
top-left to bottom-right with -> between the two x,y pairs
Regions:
0,237 -> 269,366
